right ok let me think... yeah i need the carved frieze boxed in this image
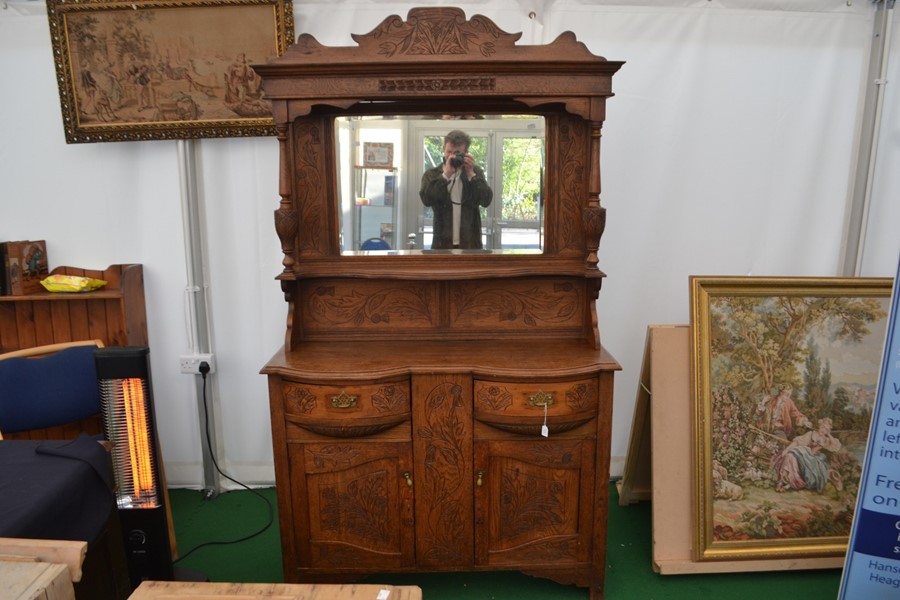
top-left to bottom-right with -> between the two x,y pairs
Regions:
450,281 -> 582,328
306,283 -> 436,329
380,78 -> 496,92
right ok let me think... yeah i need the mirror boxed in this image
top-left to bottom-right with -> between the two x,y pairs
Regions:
335,114 -> 545,255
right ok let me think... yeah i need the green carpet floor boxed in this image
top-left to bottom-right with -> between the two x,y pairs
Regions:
167,483 -> 842,599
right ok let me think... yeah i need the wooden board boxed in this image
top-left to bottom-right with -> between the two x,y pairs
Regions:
647,324 -> 843,574
0,538 -> 87,583
1,559 -> 75,600
129,581 -> 422,600
616,327 -> 653,505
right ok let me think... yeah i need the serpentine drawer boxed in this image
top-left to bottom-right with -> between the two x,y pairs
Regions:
473,377 -> 598,435
281,380 -> 411,438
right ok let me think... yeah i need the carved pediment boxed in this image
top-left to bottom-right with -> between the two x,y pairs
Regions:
269,7 -> 619,70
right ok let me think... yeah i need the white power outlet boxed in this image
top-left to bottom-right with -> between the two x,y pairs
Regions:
179,353 -> 215,375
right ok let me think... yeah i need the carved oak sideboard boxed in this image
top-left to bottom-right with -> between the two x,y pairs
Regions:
256,8 -> 623,599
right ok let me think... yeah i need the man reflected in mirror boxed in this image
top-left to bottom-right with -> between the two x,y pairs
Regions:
419,130 -> 493,249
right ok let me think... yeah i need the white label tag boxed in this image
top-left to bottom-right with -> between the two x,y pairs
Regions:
377,590 -> 391,600
541,424 -> 549,437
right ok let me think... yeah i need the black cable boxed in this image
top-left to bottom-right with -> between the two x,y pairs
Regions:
173,364 -> 274,564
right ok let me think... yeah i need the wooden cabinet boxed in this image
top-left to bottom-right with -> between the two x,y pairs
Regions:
263,343 -> 618,595
256,8 -> 622,598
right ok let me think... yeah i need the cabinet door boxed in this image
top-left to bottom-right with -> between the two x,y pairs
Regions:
290,441 -> 415,570
474,438 -> 595,567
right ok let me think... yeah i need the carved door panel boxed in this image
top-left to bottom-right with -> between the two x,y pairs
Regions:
290,440 -> 415,570
411,373 -> 474,568
473,438 -> 595,567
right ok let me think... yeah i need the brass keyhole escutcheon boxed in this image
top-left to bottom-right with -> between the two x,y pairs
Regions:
403,471 -> 413,487
528,390 -> 554,408
476,470 -> 484,487
330,391 -> 358,408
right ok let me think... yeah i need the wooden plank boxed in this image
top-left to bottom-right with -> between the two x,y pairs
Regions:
129,581 -> 422,600
104,298 -> 126,345
14,303 -> 36,349
1,560 -> 75,600
49,301 -> 74,344
648,325 -> 843,574
86,295 -> 108,343
616,326 -> 653,505
0,303 -> 18,352
67,300 -> 91,342
32,300 -> 55,347
0,538 -> 87,583
120,265 -> 148,345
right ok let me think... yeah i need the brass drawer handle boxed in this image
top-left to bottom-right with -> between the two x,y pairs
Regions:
528,390 -> 554,408
403,471 -> 413,488
330,391 -> 358,408
476,470 -> 484,487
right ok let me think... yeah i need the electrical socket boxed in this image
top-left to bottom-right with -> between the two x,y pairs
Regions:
179,353 -> 215,375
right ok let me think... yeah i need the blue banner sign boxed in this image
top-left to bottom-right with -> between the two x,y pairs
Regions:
839,257 -> 900,599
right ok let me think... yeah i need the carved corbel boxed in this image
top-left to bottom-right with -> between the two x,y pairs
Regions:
273,123 -> 298,273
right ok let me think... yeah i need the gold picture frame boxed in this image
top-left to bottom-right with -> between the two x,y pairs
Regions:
46,0 -> 294,143
690,276 -> 893,561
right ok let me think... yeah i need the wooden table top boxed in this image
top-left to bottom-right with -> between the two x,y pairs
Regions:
129,581 -> 422,600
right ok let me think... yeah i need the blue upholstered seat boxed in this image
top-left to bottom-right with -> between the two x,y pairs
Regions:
360,237 -> 391,251
0,345 -> 101,434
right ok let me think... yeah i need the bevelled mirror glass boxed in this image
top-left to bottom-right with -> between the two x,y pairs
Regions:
336,114 -> 545,255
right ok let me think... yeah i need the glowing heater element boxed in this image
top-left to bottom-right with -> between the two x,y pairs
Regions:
100,375 -> 160,509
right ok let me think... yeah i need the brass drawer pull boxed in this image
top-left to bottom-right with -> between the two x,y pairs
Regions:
403,471 -> 413,488
528,390 -> 554,408
476,470 -> 484,487
330,391 -> 358,408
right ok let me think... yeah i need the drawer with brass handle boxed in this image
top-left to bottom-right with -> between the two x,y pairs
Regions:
473,378 -> 598,435
281,379 -> 410,438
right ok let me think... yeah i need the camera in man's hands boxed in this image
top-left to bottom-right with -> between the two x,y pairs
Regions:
448,152 -> 465,169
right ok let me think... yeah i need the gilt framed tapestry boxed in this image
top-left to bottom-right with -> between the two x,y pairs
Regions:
45,0 -> 294,143
690,276 -> 893,561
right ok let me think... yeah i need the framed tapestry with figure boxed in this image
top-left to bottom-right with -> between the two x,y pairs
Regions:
690,276 -> 893,561
45,0 -> 294,143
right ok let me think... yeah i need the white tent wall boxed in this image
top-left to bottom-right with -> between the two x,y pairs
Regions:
0,1 -> 896,488
861,2 -> 900,276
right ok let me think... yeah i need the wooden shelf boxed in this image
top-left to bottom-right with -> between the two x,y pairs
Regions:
0,264 -> 147,353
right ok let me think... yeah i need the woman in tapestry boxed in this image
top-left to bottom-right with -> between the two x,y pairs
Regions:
772,417 -> 842,493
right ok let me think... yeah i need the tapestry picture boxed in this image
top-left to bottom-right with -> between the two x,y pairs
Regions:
46,0 -> 293,143
691,277 -> 893,560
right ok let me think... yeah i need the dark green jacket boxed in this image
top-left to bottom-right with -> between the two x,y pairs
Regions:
419,165 -> 492,249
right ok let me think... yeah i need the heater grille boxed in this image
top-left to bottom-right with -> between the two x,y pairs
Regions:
100,376 -> 161,509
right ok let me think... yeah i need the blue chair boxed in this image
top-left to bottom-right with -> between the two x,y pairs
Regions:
0,340 -> 104,438
360,237 -> 391,251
